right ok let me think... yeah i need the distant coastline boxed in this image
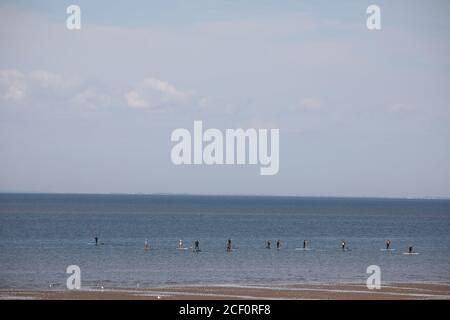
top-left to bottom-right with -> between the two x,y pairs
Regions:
0,192 -> 449,201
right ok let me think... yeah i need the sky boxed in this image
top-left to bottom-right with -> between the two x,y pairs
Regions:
0,0 -> 449,197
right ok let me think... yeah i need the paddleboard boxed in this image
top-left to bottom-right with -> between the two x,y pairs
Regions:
403,252 -> 419,255
380,248 -> 396,251
176,247 -> 188,250
295,248 -> 311,251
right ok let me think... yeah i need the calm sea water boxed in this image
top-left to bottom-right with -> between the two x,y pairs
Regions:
0,193 -> 449,289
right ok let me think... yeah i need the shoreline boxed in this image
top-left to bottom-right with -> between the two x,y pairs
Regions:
2,282 -> 450,300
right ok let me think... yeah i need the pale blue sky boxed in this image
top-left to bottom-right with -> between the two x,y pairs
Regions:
0,1 -> 449,197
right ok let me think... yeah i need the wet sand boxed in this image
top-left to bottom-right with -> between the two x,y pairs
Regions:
1,282 -> 450,300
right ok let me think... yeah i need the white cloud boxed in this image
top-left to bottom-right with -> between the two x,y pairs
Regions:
124,77 -> 192,110
0,68 -> 113,109
124,90 -> 147,108
0,69 -> 200,112
0,68 -> 75,103
29,70 -> 67,91
72,89 -> 111,109
0,69 -> 27,101
389,103 -> 415,113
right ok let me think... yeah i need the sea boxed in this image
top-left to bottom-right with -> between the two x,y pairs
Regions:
0,193 -> 449,289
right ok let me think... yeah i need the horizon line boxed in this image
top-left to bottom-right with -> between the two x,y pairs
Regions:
0,191 -> 449,201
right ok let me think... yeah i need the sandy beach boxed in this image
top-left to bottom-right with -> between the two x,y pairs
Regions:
1,282 -> 449,300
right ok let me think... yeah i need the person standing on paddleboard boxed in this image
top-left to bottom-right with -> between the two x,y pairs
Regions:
227,239 -> 232,252
194,240 -> 200,252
